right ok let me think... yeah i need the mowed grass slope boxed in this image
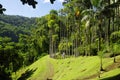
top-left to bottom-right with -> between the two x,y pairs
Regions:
12,55 -> 120,80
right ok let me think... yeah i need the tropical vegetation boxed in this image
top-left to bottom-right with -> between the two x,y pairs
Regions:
0,0 -> 120,80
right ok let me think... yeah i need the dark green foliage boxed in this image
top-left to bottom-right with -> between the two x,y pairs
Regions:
0,15 -> 38,79
110,31 -> 120,43
0,70 -> 12,80
0,14 -> 36,28
0,21 -> 27,42
0,37 -> 24,79
90,43 -> 98,55
18,34 -> 40,65
0,14 -> 36,42
82,0 -> 92,9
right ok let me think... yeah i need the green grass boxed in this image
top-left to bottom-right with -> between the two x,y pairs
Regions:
12,55 -> 120,80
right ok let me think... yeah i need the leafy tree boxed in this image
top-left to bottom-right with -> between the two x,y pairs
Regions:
0,37 -> 24,79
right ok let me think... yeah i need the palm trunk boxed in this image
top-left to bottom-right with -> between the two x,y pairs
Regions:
113,53 -> 116,63
107,0 -> 111,47
49,30 -> 52,57
117,5 -> 119,31
112,0 -> 116,62
89,29 -> 91,56
107,18 -> 110,46
59,21 -> 61,54
66,17 -> 68,57
100,57 -> 104,71
52,36 -> 53,57
98,18 -> 104,71
98,19 -> 102,53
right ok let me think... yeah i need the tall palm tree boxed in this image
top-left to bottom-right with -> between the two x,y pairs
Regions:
81,8 -> 96,56
48,10 -> 59,58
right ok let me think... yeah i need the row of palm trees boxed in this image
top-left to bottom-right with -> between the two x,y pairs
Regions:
35,0 -> 120,71
48,0 -> 120,68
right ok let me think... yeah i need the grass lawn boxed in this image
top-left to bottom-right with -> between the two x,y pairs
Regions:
12,55 -> 120,80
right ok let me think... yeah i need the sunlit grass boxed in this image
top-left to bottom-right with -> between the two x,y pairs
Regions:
12,55 -> 120,80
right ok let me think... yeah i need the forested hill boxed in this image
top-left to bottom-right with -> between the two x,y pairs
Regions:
0,14 -> 41,80
0,14 -> 37,42
0,14 -> 36,28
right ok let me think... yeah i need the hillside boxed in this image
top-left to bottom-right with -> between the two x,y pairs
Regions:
0,14 -> 36,28
12,55 -> 120,80
0,14 -> 36,42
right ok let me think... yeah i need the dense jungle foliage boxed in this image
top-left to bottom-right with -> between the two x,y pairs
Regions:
0,0 -> 120,79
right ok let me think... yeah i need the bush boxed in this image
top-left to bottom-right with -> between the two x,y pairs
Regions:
39,53 -> 48,58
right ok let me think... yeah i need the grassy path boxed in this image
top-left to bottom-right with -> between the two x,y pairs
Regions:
46,60 -> 54,80
13,55 -> 120,80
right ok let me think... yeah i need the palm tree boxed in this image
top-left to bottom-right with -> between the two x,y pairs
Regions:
81,8 -> 96,56
48,10 -> 59,58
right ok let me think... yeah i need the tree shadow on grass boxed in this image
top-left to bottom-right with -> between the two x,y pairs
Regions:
101,74 -> 120,80
18,68 -> 37,80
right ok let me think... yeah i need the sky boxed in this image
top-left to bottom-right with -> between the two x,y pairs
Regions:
0,0 -> 64,17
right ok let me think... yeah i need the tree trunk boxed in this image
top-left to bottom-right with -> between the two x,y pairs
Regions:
113,52 -> 116,63
98,19 -> 102,53
112,0 -> 116,63
49,31 -> 51,57
107,0 -> 111,47
100,57 -> 104,71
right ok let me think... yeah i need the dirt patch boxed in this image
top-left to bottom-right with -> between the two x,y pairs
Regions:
105,58 -> 120,71
82,74 -> 98,80
106,62 -> 120,71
